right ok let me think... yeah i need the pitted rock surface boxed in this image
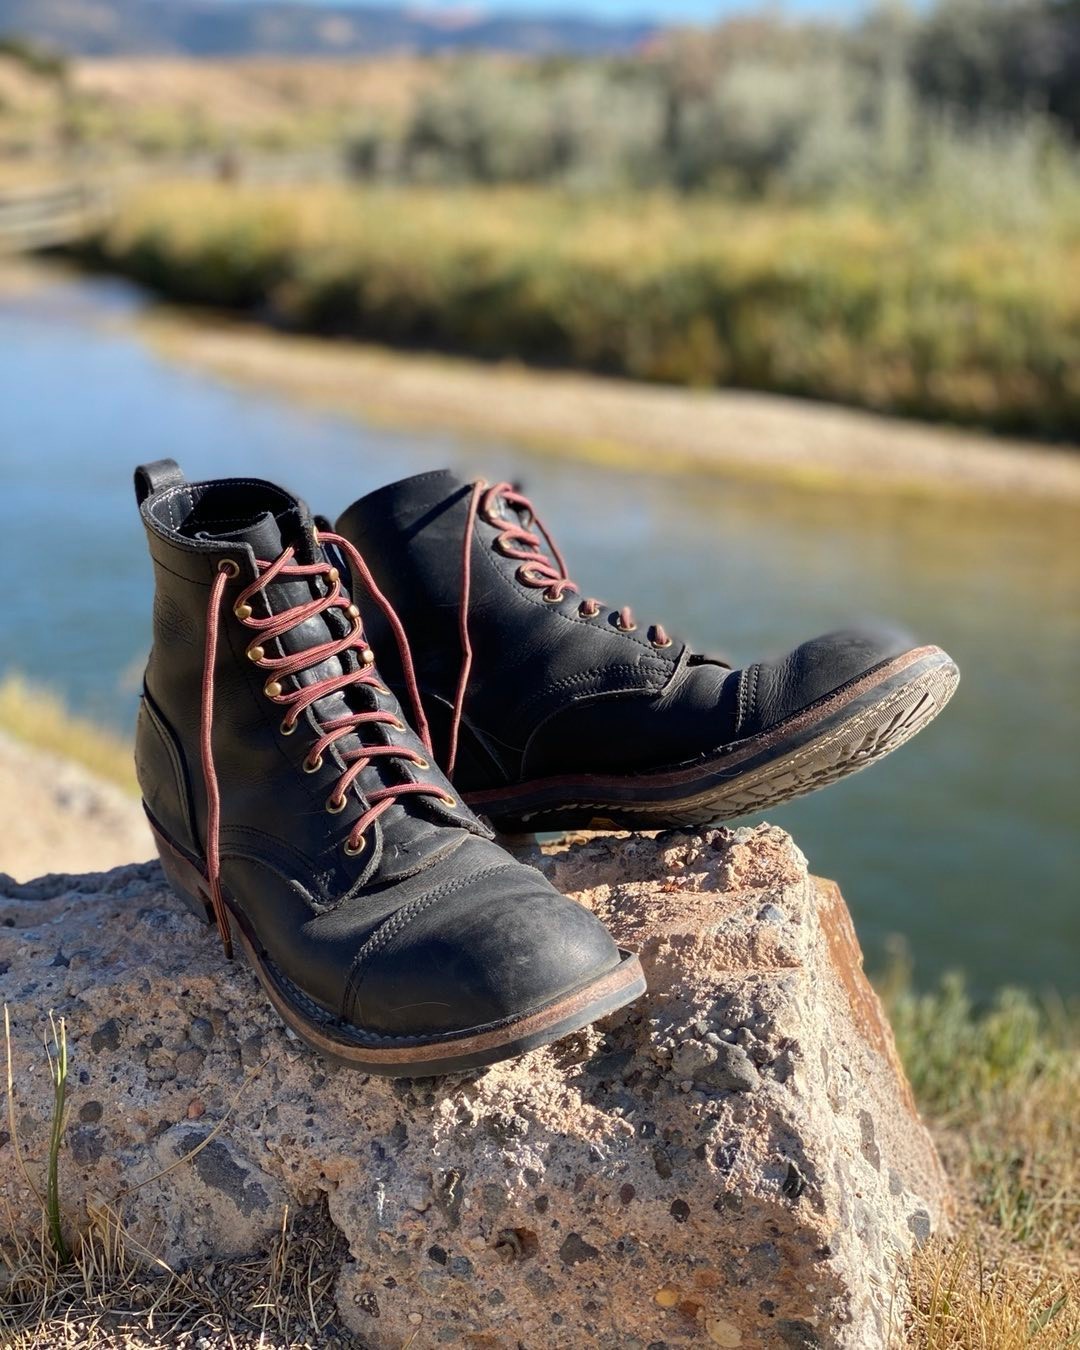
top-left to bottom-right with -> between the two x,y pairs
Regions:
0,825 -> 950,1348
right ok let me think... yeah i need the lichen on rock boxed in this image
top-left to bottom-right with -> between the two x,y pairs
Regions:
0,824 -> 950,1348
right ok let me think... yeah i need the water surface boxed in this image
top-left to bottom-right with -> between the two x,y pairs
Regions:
1,265 -> 1076,995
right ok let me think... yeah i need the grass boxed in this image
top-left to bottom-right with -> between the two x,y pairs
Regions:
0,674 -> 136,794
43,1013 -> 70,1265
906,1240 -> 1080,1349
2,1011 -> 351,1347
0,1199 -> 351,1349
0,52 -> 437,160
884,969 -> 1080,1347
81,179 -> 1080,439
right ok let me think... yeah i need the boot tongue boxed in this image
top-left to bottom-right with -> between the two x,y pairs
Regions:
217,503 -> 354,723
217,505 -> 297,563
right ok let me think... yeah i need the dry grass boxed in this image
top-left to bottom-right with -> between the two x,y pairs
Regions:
0,1201 -> 351,1349
887,973 -> 1080,1348
73,55 -> 440,128
0,675 -> 136,794
0,52 -> 441,158
906,1237 -> 1080,1348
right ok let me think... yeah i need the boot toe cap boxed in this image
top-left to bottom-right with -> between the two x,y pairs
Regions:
740,623 -> 918,737
346,870 -> 622,1040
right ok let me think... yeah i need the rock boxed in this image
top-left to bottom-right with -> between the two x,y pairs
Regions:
0,824 -> 950,1348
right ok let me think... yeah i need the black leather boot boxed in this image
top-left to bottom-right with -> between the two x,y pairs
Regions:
134,460 -> 644,1075
336,470 -> 959,832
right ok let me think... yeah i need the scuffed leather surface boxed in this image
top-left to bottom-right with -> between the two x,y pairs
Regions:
735,626 -> 915,740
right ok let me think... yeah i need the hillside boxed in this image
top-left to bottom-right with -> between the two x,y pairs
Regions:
0,0 -> 658,58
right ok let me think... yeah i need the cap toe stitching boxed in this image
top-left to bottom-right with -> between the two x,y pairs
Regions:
344,861 -> 520,1011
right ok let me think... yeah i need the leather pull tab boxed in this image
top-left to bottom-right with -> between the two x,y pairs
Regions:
134,458 -> 185,506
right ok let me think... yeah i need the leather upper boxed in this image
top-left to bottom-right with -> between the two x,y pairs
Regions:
336,470 -> 920,789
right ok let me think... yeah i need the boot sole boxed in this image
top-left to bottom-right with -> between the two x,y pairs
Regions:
148,820 -> 645,1077
464,645 -> 959,832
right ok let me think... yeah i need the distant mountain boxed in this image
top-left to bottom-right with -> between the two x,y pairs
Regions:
0,0 -> 659,57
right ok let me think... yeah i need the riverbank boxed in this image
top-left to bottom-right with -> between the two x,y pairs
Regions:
83,181 -> 1080,441
143,306 -> 1080,506
5,255 -> 1079,503
0,677 -> 147,881
0,729 -> 150,881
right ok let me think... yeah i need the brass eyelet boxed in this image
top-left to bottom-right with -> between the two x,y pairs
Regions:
494,536 -> 515,557
387,716 -> 405,732
580,602 -> 601,619
327,566 -> 340,583
413,756 -> 430,771
543,590 -> 562,605
360,647 -> 376,666
326,793 -> 347,815
347,603 -> 360,620
234,602 -> 253,621
217,559 -> 239,578
247,645 -> 265,663
264,678 -> 283,698
652,636 -> 673,649
280,718 -> 297,736
439,794 -> 457,809
344,836 -> 366,857
303,754 -> 323,773
617,621 -> 638,633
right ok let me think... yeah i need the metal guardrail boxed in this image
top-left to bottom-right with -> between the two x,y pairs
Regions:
0,180 -> 113,253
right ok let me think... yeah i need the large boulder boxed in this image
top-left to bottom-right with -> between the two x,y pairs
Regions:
0,825 -> 949,1348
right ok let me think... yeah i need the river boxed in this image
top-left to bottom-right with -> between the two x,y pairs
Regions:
1,263 -> 1076,996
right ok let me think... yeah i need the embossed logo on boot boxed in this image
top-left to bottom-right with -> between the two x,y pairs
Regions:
154,592 -> 196,646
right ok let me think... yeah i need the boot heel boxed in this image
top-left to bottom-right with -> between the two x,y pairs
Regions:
149,816 -> 214,926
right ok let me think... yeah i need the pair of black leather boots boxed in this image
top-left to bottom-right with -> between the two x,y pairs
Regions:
135,460 -> 958,1076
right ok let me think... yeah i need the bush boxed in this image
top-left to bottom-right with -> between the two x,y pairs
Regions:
84,181 -> 1080,438
336,3 -> 1080,207
0,33 -> 67,81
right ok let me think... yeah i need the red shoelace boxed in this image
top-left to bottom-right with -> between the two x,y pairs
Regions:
201,530 -> 443,955
446,480 -> 672,776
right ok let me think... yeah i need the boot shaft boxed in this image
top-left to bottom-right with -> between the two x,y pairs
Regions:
337,469 -> 676,778
140,468 -> 305,743
135,460 -> 478,895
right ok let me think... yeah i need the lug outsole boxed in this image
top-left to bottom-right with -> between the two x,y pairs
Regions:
468,647 -> 960,833
148,819 -> 645,1076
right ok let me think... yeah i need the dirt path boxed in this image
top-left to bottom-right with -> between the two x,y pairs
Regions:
0,731 -> 152,882
144,310 -> 1080,505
